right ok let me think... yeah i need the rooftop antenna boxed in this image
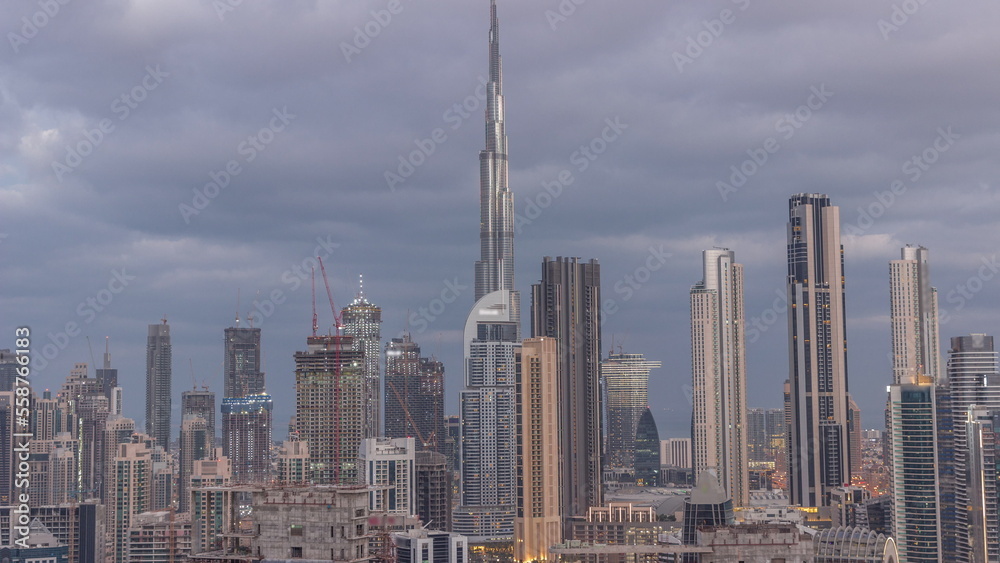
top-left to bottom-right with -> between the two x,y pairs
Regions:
189,359 -> 196,390
357,273 -> 365,300
104,336 -> 111,369
236,288 -> 241,326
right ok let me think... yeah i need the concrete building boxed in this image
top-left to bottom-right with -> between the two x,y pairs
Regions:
27,434 -> 77,506
182,386 -> 217,450
661,438 -> 692,470
514,337 -> 562,562
415,450 -> 452,531
889,245 -> 941,385
531,256 -> 603,520
602,352 -> 661,471
0,519 -> 69,562
189,484 -> 371,562
294,335 -> 365,484
146,320 -> 172,449
342,279 -> 383,440
690,248 -> 749,506
0,502 -> 104,563
695,524 -> 815,563
221,394 -> 273,484
180,414 -> 212,513
277,438 -> 310,485
190,453 -> 232,554
394,528 -> 468,563
111,439 -> 154,563
361,437 -> 416,516
126,511 -> 192,562
785,194 -> 853,508
564,503 -> 668,563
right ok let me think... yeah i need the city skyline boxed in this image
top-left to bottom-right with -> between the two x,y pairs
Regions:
5,1 -> 1000,442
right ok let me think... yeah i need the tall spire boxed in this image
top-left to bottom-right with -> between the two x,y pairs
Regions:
475,0 -> 515,302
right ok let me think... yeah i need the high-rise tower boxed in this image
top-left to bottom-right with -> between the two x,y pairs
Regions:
341,276 -> 383,439
890,245 -> 941,385
690,248 -> 749,507
455,0 -> 521,543
474,0 -> 518,323
146,320 -> 172,449
294,335 -> 365,484
785,194 -> 852,507
531,257 -> 603,518
602,352 -> 661,470
224,325 -> 263,398
384,333 -> 445,451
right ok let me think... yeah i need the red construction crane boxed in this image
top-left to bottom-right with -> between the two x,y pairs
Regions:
318,256 -> 342,335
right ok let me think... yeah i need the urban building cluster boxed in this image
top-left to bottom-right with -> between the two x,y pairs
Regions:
2,2 -> 996,562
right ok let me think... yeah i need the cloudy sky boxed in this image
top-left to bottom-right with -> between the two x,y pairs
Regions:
3,0 -> 999,441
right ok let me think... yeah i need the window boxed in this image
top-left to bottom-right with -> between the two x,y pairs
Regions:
290,524 -> 303,537
291,546 -> 303,558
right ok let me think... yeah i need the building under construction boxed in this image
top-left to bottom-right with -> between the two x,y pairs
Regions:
188,484 -> 371,562
295,335 -> 365,485
384,334 -> 445,453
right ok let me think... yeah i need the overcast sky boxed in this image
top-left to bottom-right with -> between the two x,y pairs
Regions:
3,0 -> 999,441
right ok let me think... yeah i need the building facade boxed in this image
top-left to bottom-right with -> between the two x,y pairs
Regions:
690,248 -> 748,506
785,194 -> 853,507
531,256 -> 603,519
221,394 -> 273,484
145,321 -> 172,449
602,352 -> 661,471
223,325 -> 264,398
514,337 -> 562,562
361,437 -> 416,516
342,280 -> 383,439
384,334 -> 446,452
294,335 -> 365,484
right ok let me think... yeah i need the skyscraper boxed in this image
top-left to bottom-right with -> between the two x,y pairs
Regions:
474,0 -> 516,315
634,408 -> 661,487
145,320 -> 172,449
341,277 -> 382,439
384,333 -> 445,451
531,256 -> 603,518
889,245 -> 941,384
294,335 -> 365,484
181,386 -> 216,451
938,334 -> 1000,563
221,394 -> 273,484
455,0 -> 521,542
178,414 -> 210,514
361,437 -> 415,515
94,337 -> 118,403
223,325 -> 263,398
888,381 -> 941,562
602,352 -> 662,470
514,337 -> 562,563
690,248 -> 748,507
111,440 -> 153,563
785,193 -> 852,507
455,290 -> 519,540
415,450 -> 452,532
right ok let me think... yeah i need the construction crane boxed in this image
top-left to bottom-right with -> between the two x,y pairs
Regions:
386,380 -> 437,451
318,256 -> 342,335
